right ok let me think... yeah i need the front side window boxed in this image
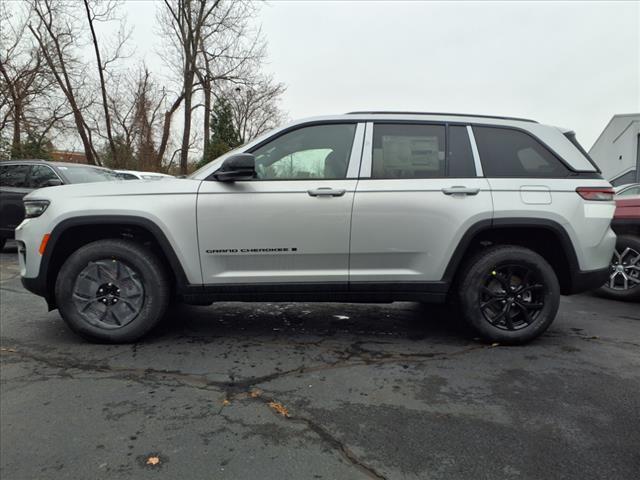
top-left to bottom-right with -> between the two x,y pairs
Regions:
251,124 -> 356,180
28,165 -> 60,188
473,126 -> 570,178
0,164 -> 30,188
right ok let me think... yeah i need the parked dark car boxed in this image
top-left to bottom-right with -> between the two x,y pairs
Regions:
598,188 -> 640,301
0,160 -> 118,250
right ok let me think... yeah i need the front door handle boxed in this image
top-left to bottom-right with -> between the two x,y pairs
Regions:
307,187 -> 346,197
441,186 -> 480,196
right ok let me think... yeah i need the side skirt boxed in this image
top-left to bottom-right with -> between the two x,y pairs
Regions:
178,282 -> 449,305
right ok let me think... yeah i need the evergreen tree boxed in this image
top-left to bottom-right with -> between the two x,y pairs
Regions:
198,97 -> 241,168
10,133 -> 53,160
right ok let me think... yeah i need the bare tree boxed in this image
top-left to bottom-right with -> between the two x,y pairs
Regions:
194,0 -> 265,156
26,0 -> 132,165
0,2 -> 66,158
159,0 -> 268,174
27,0 -> 100,163
83,0 -> 130,164
223,76 -> 286,144
106,66 -> 184,171
159,0 -> 219,174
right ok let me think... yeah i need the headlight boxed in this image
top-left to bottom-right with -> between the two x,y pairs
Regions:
24,200 -> 50,218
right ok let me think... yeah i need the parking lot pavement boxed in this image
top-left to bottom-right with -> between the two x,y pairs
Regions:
1,244 -> 639,480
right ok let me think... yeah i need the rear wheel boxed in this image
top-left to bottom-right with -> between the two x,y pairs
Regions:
55,239 -> 169,343
598,234 -> 640,302
0,237 -> 6,251
457,246 -> 560,344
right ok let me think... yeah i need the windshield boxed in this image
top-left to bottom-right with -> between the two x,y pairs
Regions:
56,165 -> 119,183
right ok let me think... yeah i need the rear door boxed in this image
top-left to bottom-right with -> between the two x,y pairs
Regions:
0,164 -> 33,237
197,122 -> 364,287
349,122 -> 493,288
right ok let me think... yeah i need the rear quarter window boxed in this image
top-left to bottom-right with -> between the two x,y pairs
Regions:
473,126 -> 570,178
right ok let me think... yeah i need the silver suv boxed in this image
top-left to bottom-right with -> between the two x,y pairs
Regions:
15,112 -> 616,344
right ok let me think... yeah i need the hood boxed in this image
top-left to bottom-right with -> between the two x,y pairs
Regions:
24,177 -> 202,201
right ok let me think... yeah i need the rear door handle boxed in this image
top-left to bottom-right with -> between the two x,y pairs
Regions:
441,186 -> 480,196
307,187 -> 346,197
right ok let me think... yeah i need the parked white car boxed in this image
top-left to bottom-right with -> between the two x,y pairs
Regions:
115,170 -> 173,180
16,112 -> 616,344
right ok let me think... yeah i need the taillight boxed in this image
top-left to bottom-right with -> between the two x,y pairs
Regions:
576,187 -> 614,201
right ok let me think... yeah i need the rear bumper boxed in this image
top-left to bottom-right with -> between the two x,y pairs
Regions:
567,267 -> 609,295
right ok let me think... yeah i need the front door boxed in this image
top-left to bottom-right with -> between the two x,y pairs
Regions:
197,122 -> 364,287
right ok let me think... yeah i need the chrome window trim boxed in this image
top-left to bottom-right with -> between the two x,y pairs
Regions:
359,122 -> 374,178
466,125 -> 484,177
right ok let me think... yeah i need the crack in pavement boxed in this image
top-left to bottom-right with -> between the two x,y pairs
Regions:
0,341 -> 487,395
1,342 -> 486,480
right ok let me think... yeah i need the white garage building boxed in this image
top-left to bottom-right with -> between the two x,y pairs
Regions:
588,113 -> 640,186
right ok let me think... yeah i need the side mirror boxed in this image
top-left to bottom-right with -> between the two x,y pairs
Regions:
213,153 -> 256,182
46,178 -> 63,187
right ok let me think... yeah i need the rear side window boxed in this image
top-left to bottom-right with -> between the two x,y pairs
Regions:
0,164 -> 31,187
372,124 -> 446,178
371,124 -> 477,179
473,126 -> 570,178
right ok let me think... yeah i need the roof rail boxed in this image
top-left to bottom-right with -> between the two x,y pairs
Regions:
345,111 -> 538,123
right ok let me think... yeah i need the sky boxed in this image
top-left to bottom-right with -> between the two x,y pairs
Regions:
116,0 -> 639,149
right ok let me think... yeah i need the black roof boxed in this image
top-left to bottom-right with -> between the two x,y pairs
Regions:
345,111 -> 538,123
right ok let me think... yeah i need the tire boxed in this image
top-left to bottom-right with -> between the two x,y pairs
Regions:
457,245 -> 560,345
597,234 -> 640,302
55,239 -> 170,343
0,237 -> 6,251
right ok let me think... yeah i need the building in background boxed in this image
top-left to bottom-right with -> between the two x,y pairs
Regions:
50,150 -> 87,163
589,114 -> 640,186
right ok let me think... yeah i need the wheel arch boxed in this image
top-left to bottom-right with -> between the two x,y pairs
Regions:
39,215 -> 189,308
443,218 -> 582,295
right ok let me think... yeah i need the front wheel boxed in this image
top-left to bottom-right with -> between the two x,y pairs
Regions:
457,246 -> 560,345
55,239 -> 170,343
597,234 -> 640,302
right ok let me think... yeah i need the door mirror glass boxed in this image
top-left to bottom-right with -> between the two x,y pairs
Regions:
46,178 -> 63,187
213,153 -> 256,182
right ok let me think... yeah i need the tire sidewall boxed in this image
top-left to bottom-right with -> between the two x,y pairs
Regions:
55,240 -> 169,343
459,247 -> 560,344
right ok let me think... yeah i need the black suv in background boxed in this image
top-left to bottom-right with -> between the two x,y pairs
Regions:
0,160 -> 118,250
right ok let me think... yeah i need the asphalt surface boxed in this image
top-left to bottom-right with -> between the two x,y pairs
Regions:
1,242 -> 639,480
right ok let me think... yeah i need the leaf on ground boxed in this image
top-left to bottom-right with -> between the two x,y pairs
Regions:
249,389 -> 262,398
268,401 -> 290,417
491,342 -> 500,347
222,399 -> 231,406
146,456 -> 161,466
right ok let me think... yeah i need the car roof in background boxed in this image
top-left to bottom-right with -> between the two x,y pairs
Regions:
2,159 -> 112,170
